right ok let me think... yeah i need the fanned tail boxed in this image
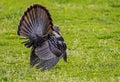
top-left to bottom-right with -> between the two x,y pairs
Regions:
17,4 -> 54,39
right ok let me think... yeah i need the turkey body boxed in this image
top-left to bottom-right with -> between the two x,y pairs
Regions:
17,4 -> 67,70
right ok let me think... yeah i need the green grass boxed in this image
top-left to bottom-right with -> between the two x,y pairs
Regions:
0,0 -> 120,82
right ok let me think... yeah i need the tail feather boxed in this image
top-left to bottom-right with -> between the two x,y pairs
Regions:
18,4 -> 54,38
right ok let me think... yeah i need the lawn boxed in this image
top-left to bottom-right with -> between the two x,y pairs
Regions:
0,0 -> 120,82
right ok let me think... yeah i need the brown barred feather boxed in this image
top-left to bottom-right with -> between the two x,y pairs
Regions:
17,4 -> 54,37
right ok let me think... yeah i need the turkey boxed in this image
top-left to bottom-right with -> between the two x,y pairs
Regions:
17,4 -> 67,70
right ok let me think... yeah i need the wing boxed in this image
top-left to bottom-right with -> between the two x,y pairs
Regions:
30,32 -> 67,70
30,41 -> 61,70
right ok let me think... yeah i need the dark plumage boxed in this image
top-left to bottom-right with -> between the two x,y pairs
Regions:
17,4 -> 67,70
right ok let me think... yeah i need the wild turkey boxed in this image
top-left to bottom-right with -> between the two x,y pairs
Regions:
17,4 -> 67,70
